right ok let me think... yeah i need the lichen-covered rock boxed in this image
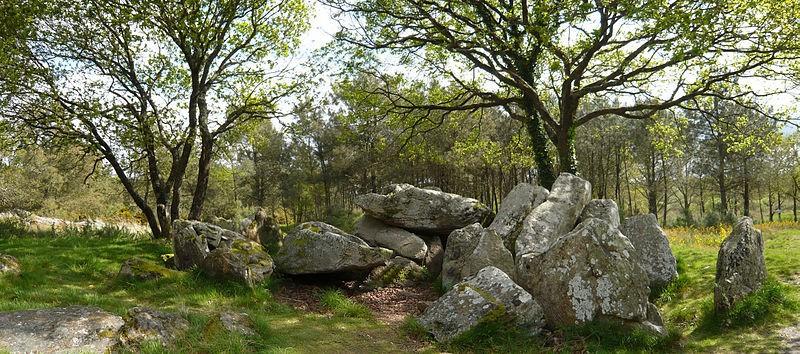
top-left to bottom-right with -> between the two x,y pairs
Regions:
0,306 -> 124,353
442,223 -> 515,290
364,257 -> 427,289
171,219 -> 243,270
620,214 -> 678,289
580,199 -> 621,229
0,254 -> 20,276
204,312 -> 256,337
118,307 -> 189,348
201,239 -> 274,287
274,221 -> 392,275
419,266 -> 544,343
714,217 -> 767,312
517,218 -> 650,326
240,208 -> 283,254
118,258 -> 177,281
355,184 -> 494,235
515,173 -> 591,257
354,215 -> 428,260
423,235 -> 445,276
488,183 -> 549,252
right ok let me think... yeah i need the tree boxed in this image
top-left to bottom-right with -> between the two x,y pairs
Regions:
324,0 -> 795,188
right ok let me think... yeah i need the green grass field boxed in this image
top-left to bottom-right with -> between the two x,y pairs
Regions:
0,221 -> 798,353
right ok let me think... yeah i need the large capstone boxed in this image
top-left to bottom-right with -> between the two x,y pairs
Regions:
714,217 -> 767,312
488,183 -> 549,252
274,221 -> 392,275
419,266 -> 545,343
354,184 -> 493,235
580,199 -> 621,229
515,173 -> 591,257
441,223 -> 515,290
354,215 -> 428,261
517,218 -> 650,326
240,208 -> 283,254
619,214 -> 678,289
0,306 -> 125,353
171,219 -> 243,270
201,239 -> 274,287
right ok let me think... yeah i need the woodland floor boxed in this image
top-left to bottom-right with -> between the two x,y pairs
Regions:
0,221 -> 798,353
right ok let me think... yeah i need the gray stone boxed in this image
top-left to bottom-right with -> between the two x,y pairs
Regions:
274,221 -> 392,275
517,218 -> 650,326
364,256 -> 427,289
200,239 -> 274,287
419,266 -> 545,343
355,184 -> 493,235
488,183 -> 549,252
714,217 -> 767,312
0,254 -> 20,276
354,215 -> 428,260
118,307 -> 189,348
580,199 -> 621,229
214,312 -> 256,337
515,173 -> 592,257
240,208 -> 283,254
0,306 -> 124,353
118,258 -> 176,281
423,235 -> 445,276
171,219 -> 243,270
620,214 -> 678,289
442,223 -> 515,290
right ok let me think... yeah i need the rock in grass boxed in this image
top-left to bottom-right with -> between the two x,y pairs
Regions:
619,214 -> 678,289
0,254 -> 20,276
714,217 -> 767,312
200,239 -> 274,287
364,256 -> 427,289
354,215 -> 428,261
118,258 -> 177,281
488,183 -> 549,252
274,221 -> 392,276
171,219 -> 243,270
0,306 -> 124,353
240,208 -> 283,254
515,173 -> 591,257
118,307 -> 189,348
517,218 -> 650,327
441,223 -> 515,290
355,184 -> 494,235
204,312 -> 257,337
419,266 -> 544,343
580,199 -> 621,229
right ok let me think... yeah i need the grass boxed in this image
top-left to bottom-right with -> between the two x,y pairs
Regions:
0,221 -> 411,353
1,220 -> 799,353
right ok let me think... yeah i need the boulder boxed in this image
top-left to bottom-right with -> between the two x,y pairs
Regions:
206,312 -> 257,337
441,223 -> 515,290
515,173 -> 591,257
201,239 -> 274,287
422,235 -> 445,276
364,257 -> 427,289
419,266 -> 545,343
580,199 -> 621,229
354,215 -> 428,260
171,219 -> 242,270
118,307 -> 189,348
118,258 -> 177,281
355,184 -> 493,235
0,306 -> 125,353
274,221 -> 392,275
240,209 -> 283,254
0,254 -> 20,276
619,214 -> 678,289
714,217 -> 767,312
517,218 -> 650,326
488,183 -> 549,252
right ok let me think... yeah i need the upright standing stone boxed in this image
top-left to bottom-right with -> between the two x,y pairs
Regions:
441,223 -> 515,290
619,214 -> 678,289
515,173 -> 592,257
714,217 -> 767,312
488,183 -> 549,252
580,199 -> 621,229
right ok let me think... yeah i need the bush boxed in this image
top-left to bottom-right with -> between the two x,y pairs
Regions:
318,289 -> 372,319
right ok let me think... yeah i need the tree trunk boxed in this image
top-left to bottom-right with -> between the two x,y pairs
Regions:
189,91 -> 212,220
717,141 -> 728,213
524,112 -> 556,189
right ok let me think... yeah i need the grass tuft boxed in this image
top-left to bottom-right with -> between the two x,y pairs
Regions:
318,289 -> 372,319
698,277 -> 797,331
561,319 -> 682,352
399,315 -> 430,340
